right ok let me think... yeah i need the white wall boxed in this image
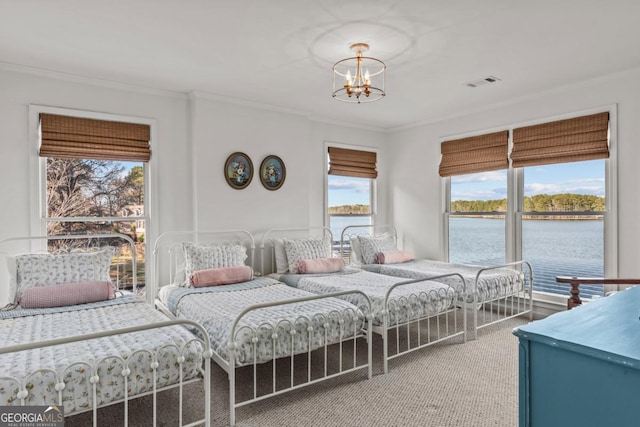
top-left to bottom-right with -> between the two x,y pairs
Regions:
386,67 -> 640,277
190,94 -> 387,241
0,70 -> 386,302
0,69 -> 194,241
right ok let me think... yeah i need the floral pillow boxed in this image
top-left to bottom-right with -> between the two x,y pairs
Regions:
182,243 -> 248,284
358,234 -> 397,264
283,237 -> 332,274
15,248 -> 114,303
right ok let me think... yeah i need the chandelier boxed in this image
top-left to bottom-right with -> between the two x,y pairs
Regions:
332,43 -> 386,103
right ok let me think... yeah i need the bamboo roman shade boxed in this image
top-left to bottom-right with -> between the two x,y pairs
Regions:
328,147 -> 377,179
438,130 -> 509,177
39,113 -> 151,162
511,112 -> 609,168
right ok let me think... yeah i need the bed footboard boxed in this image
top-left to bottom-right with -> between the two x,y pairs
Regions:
381,272 -> 467,374
222,290 -> 373,426
0,320 -> 212,427
471,260 -> 533,339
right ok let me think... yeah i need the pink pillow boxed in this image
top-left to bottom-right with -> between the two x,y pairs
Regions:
295,258 -> 344,274
374,250 -> 414,264
19,281 -> 116,308
189,265 -> 254,287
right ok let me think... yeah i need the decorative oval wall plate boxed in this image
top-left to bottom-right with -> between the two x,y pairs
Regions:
224,152 -> 253,189
259,155 -> 286,191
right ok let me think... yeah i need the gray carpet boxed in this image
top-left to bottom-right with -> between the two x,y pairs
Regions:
65,316 -> 528,427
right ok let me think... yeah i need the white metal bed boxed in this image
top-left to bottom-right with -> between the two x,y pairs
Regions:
0,234 -> 212,427
151,230 -> 373,426
260,227 -> 468,374
340,224 -> 534,339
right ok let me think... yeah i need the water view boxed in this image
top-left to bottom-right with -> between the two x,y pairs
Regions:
331,216 -> 604,298
449,217 -> 604,297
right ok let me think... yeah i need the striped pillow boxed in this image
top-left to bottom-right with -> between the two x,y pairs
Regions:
18,281 -> 116,308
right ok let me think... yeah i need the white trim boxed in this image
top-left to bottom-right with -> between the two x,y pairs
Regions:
28,105 -> 158,299
188,92 -> 199,233
2,61 -> 186,99
604,104 -> 618,287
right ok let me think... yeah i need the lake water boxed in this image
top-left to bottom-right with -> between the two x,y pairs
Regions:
331,216 -> 604,297
452,217 -> 604,297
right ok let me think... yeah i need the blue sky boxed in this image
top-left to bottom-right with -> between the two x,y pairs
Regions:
328,160 -> 605,206
328,175 -> 371,206
451,159 -> 605,201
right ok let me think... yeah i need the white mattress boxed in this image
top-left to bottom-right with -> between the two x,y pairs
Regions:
157,278 -> 363,365
273,270 -> 456,326
0,298 -> 203,415
361,259 -> 525,302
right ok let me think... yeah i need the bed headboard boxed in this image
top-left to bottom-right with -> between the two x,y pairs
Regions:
151,229 -> 255,298
259,227 -> 334,276
339,224 -> 398,264
0,233 -> 138,306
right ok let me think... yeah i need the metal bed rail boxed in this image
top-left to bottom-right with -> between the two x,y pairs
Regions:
0,319 -> 212,427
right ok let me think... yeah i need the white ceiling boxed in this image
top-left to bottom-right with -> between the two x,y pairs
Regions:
2,0 -> 639,130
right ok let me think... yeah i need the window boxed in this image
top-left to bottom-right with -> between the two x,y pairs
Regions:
36,109 -> 152,289
444,111 -> 613,301
449,171 -> 507,265
521,161 -> 605,298
326,146 -> 376,243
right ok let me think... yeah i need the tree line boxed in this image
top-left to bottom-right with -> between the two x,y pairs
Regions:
451,193 -> 605,213
328,204 -> 371,214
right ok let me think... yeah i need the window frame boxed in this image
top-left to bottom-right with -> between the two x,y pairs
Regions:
29,105 -> 158,302
442,105 -> 618,306
324,142 -> 378,240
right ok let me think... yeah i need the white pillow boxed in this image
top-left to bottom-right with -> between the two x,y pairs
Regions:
4,255 -> 17,305
15,248 -> 114,303
283,237 -> 332,274
358,234 -> 397,264
182,243 -> 248,280
273,239 -> 289,273
349,236 -> 364,265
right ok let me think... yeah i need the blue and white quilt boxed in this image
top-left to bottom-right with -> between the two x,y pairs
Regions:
361,259 -> 525,302
0,297 -> 203,415
157,277 -> 363,366
272,269 -> 456,326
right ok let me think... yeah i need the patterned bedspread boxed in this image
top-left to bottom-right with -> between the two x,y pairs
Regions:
362,259 -> 525,302
273,270 -> 456,326
157,278 -> 364,366
0,298 -> 203,415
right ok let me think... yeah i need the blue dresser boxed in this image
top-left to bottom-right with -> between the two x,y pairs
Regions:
513,286 -> 640,427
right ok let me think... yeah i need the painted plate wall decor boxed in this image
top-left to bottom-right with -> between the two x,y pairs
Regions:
224,152 -> 253,189
259,155 -> 286,190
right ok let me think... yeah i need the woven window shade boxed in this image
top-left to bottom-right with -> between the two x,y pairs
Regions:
511,112 -> 609,168
439,130 -> 509,177
328,147 -> 377,179
39,113 -> 151,162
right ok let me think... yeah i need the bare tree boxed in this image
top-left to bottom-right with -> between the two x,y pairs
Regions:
46,158 -> 131,235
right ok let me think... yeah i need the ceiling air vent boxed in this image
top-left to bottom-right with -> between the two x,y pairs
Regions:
465,76 -> 501,88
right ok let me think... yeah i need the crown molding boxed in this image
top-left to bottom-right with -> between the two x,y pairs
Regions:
0,61 -> 187,99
